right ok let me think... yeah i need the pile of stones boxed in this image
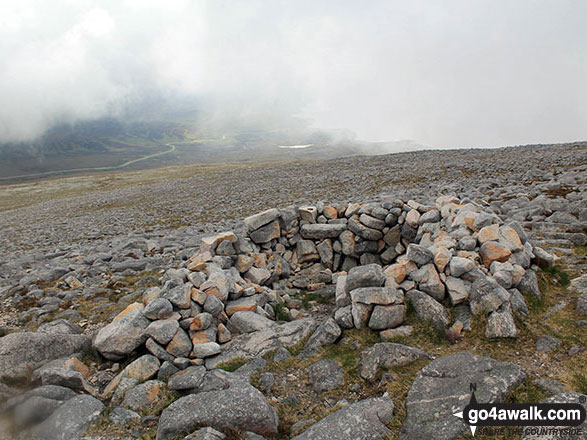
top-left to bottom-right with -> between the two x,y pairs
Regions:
93,195 -> 551,367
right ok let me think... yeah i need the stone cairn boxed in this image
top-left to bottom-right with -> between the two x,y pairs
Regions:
94,195 -> 547,365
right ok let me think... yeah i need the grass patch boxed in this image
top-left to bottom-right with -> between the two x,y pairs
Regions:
272,303 -> 291,322
301,293 -> 332,309
217,357 -> 248,372
574,245 -> 587,256
572,373 -> 587,394
539,266 -> 570,288
508,378 -> 549,404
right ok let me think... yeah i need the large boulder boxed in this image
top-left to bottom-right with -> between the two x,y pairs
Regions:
93,303 -> 151,360
156,383 -> 278,439
0,332 -> 90,384
29,394 -> 104,440
291,395 -> 394,440
400,352 -> 525,440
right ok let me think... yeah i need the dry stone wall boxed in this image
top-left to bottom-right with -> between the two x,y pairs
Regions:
93,195 -> 549,365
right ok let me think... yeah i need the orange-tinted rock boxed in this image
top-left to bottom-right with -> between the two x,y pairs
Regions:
480,242 -> 511,268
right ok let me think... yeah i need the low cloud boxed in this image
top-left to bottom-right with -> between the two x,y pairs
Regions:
1,0 -> 586,148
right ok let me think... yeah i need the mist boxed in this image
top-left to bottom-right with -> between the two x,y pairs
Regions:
1,0 -> 586,149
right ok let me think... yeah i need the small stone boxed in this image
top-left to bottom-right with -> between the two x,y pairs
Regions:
143,298 -> 174,320
480,241 -> 512,268
485,306 -> 517,338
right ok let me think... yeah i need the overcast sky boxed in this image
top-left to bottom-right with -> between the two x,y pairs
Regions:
1,0 -> 586,148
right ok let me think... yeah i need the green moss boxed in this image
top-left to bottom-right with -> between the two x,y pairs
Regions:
539,266 -> 570,288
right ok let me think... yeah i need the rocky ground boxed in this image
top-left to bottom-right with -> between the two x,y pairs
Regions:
0,142 -> 586,440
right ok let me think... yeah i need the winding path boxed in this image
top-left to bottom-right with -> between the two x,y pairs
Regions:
0,144 -> 176,182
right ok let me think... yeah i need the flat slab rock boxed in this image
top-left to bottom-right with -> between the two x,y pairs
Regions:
206,318 -> 317,369
291,395 -> 394,440
156,383 -> 278,439
400,352 -> 526,440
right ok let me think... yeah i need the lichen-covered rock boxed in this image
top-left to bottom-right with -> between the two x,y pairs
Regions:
291,395 -> 394,440
359,342 -> 431,381
156,383 -> 278,439
401,352 -> 526,440
406,290 -> 450,329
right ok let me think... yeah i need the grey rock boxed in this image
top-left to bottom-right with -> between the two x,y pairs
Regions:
350,286 -> 404,305
345,264 -> 384,293
351,302 -> 373,329
110,406 -> 141,426
162,284 -> 191,309
146,319 -> 180,345
157,362 -> 182,382
168,366 -> 206,390
485,305 -> 518,338
577,292 -> 587,316
249,220 -> 280,244
0,332 -> 90,383
37,320 -> 82,335
509,288 -> 529,316
93,303 -> 150,360
203,294 -> 224,316
406,244 -> 434,266
31,365 -> 87,391
334,306 -> 354,329
304,318 -> 341,351
229,311 -> 275,334
335,275 -> 350,308
469,277 -> 510,315
445,276 -> 469,305
348,216 -> 384,241
406,290 -> 450,329
359,343 -> 431,382
245,267 -> 271,285
308,359 -> 343,393
12,395 -> 62,427
30,395 -> 104,440
518,270 -> 541,299
144,298 -> 174,320
300,223 -> 347,239
206,318 -> 317,369
192,342 -> 221,358
401,352 -> 525,440
156,383 -> 278,439
166,328 -> 193,358
368,304 -> 406,330
449,257 -> 475,278
244,208 -> 281,232
291,396 -> 394,440
121,380 -> 167,412
146,338 -> 175,363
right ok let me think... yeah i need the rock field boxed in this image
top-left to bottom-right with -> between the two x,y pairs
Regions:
0,142 -> 586,440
